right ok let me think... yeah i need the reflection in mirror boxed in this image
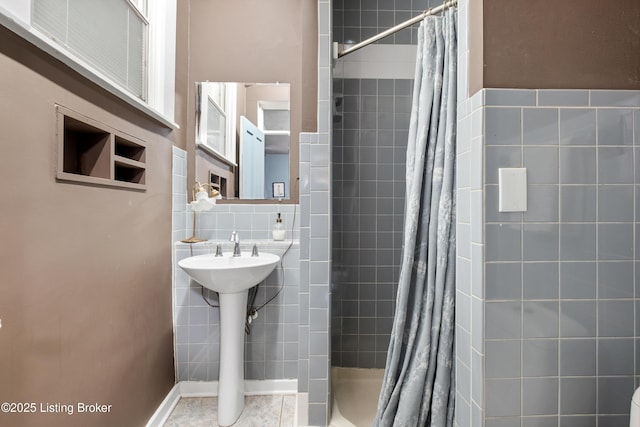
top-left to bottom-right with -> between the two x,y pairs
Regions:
196,82 -> 290,200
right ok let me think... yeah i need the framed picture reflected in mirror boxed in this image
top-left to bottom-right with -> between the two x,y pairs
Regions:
272,182 -> 285,198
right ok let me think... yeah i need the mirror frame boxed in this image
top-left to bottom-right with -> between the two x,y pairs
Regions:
193,82 -> 299,204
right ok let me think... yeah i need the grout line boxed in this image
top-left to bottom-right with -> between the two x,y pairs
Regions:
595,105 -> 600,427
557,103 -> 563,421
520,105 -> 525,421
633,106 -> 638,393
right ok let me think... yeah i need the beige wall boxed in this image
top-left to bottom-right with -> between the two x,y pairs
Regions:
0,25 -> 174,427
174,0 -> 191,151
470,0 -> 640,93
181,0 -> 318,203
468,0 -> 483,96
243,84 -> 290,126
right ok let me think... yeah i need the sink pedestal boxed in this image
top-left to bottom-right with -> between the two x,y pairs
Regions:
217,291 -> 248,426
177,251 -> 281,425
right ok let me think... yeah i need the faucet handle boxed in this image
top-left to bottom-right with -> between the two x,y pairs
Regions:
251,244 -> 259,257
230,231 -> 241,257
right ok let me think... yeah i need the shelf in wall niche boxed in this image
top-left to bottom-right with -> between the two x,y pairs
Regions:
114,160 -> 146,187
61,116 -> 111,179
114,136 -> 146,187
115,136 -> 146,162
56,105 -> 147,191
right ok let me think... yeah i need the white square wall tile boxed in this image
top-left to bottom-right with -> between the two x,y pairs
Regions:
310,166 -> 330,191
311,144 -> 330,166
310,191 -> 330,214
319,35 -> 331,69
309,237 -> 329,261
300,132 -> 311,143
317,100 -> 330,132
470,137 -> 483,190
318,1 -> 330,35
318,1 -> 331,36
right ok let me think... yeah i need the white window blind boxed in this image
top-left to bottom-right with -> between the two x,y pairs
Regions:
206,97 -> 226,156
32,0 -> 147,100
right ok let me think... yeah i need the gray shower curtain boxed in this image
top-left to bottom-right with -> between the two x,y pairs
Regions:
374,9 -> 456,427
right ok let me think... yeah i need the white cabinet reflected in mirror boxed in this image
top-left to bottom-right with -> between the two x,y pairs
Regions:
196,82 -> 290,200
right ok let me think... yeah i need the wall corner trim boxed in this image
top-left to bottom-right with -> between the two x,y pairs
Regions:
144,384 -> 181,427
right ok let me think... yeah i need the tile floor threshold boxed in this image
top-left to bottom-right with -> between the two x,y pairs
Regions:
163,394 -> 296,427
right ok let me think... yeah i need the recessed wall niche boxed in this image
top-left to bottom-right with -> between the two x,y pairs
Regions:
56,105 -> 147,190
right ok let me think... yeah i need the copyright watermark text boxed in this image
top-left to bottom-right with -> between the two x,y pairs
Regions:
1,402 -> 112,415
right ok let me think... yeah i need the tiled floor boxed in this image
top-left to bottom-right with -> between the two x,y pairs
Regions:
163,395 -> 296,427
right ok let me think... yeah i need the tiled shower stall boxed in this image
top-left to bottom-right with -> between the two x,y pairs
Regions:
331,0 -> 447,372
331,77 -> 410,369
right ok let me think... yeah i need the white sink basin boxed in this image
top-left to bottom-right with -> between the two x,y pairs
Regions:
178,252 -> 280,294
177,249 -> 280,426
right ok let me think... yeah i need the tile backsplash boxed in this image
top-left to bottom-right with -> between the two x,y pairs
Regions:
189,204 -> 300,243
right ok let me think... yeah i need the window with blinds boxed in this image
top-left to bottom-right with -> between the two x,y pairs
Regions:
32,0 -> 148,100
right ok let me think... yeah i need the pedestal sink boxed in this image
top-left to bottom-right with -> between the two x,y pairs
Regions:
178,251 -> 280,426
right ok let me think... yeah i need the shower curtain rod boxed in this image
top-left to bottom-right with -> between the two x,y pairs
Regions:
334,0 -> 458,59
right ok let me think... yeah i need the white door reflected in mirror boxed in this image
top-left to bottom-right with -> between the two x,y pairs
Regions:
240,116 -> 265,198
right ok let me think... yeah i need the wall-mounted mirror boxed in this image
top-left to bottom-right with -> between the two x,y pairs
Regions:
195,82 -> 291,200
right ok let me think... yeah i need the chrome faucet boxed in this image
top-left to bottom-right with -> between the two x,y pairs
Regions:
229,231 -> 241,257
